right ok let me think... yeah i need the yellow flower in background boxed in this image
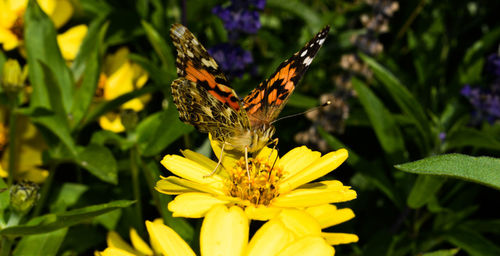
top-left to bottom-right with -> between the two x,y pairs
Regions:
0,0 -> 87,60
156,139 -> 357,223
96,205 -> 352,256
97,47 -> 149,133
0,114 -> 48,183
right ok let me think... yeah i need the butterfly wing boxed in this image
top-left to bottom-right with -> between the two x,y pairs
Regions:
170,24 -> 250,140
243,26 -> 330,127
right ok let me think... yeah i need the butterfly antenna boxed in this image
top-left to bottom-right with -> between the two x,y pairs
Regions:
270,101 -> 331,125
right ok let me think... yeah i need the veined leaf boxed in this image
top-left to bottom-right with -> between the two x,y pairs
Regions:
76,144 -> 118,184
395,154 -> 500,190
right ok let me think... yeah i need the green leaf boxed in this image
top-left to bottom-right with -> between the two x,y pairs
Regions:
93,209 -> 122,230
0,200 -> 134,236
446,127 -> 500,151
0,178 -> 9,222
445,226 -> 500,256
358,53 -> 431,152
421,248 -> 460,256
76,144 -> 118,184
50,183 -> 89,213
24,0 -> 75,113
136,106 -> 194,157
84,85 -> 156,126
318,127 -> 403,208
395,154 -> 500,190
407,175 -> 446,208
141,20 -> 175,76
13,228 -> 68,256
90,130 -> 134,150
267,0 -> 322,29
351,77 -> 407,162
28,108 -> 77,157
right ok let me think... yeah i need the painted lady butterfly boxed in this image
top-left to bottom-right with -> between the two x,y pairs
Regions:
170,24 -> 329,159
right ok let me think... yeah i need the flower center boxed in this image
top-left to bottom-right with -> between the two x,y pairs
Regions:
11,16 -> 24,39
226,156 -> 284,206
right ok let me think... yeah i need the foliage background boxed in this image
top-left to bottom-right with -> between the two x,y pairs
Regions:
0,0 -> 499,255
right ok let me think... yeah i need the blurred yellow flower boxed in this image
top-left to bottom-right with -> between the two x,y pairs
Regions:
0,114 -> 48,183
0,0 -> 87,60
97,47 -> 149,133
96,205 -> 353,256
156,139 -> 357,223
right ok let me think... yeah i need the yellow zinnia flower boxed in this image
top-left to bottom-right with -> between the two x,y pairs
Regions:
97,47 -> 149,133
0,0 -> 87,60
96,205 -> 355,256
156,139 -> 357,222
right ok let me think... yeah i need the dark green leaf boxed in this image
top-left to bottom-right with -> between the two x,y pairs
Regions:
141,20 -> 175,76
76,144 -> 118,184
445,226 -> 500,256
0,200 -> 134,236
50,183 -> 89,213
267,0 -> 322,29
421,248 -> 460,256
351,77 -> 407,162
24,0 -> 75,113
93,209 -> 121,230
446,127 -> 500,151
83,85 -> 156,126
29,108 -> 77,157
136,106 -> 194,157
359,53 -> 431,152
90,130 -> 134,150
407,175 -> 446,208
395,154 -> 500,190
13,228 -> 68,256
0,178 -> 9,221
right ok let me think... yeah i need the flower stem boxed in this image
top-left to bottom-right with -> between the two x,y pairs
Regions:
0,238 -> 13,256
32,164 -> 56,217
7,108 -> 17,187
130,146 -> 144,235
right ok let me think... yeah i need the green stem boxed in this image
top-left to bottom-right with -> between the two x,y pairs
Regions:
32,164 -> 56,217
130,146 -> 144,235
0,237 -> 13,256
7,105 -> 17,187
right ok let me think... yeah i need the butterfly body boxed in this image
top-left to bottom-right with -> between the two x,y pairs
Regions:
170,23 -> 329,154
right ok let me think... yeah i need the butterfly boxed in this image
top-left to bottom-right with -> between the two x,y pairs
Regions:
170,23 -> 329,164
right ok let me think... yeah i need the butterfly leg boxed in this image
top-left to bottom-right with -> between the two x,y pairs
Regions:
204,142 -> 226,178
267,138 -> 279,161
245,146 -> 251,189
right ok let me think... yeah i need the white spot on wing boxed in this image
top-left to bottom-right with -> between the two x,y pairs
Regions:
186,50 -> 194,58
318,38 -> 325,45
300,49 -> 308,57
173,26 -> 186,38
202,58 -> 217,68
303,56 -> 313,66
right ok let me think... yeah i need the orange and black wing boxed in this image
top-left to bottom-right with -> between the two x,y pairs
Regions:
170,24 -> 250,139
243,26 -> 330,126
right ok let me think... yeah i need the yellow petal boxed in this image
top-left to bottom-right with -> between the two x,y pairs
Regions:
6,0 -> 28,13
47,0 -> 73,28
106,231 -> 137,255
306,204 -> 355,229
210,134 -> 240,170
57,24 -> 87,60
160,154 -> 225,191
0,29 -> 20,51
273,180 -> 357,207
99,113 -> 125,133
276,209 -> 322,238
255,146 -> 278,163
279,149 -> 348,193
104,61 -> 134,100
131,62 -> 148,88
155,176 -> 223,195
276,236 -> 334,256
145,220 -> 196,256
129,228 -> 153,255
97,248 -> 137,256
122,98 -> 144,111
322,232 -> 359,245
168,192 -> 228,218
104,47 -> 129,76
247,218 -> 294,256
37,0 -> 56,17
181,149 -> 218,173
278,146 -> 321,178
244,205 -> 281,221
201,205 -> 249,256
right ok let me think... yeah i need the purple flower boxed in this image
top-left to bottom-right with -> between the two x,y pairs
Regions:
212,0 -> 265,37
208,43 -> 253,79
461,83 -> 500,124
439,132 -> 446,142
485,53 -> 500,78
